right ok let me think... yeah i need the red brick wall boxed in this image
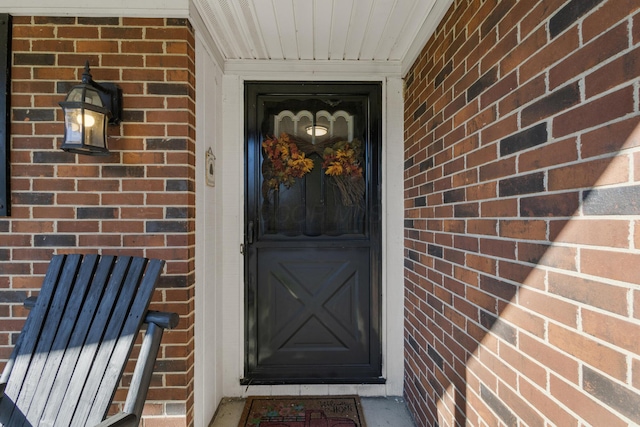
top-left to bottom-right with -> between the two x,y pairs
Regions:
0,16 -> 195,426
404,0 -> 640,425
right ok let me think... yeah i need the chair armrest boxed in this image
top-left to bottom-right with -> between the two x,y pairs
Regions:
145,310 -> 180,329
23,296 -> 37,309
95,412 -> 138,427
25,297 -> 179,329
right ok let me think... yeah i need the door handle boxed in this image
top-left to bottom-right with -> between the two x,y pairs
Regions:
247,220 -> 254,244
242,221 -> 255,254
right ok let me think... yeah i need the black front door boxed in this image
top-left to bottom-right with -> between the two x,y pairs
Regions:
244,82 -> 383,384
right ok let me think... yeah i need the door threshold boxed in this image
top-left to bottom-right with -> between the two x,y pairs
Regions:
240,377 -> 386,386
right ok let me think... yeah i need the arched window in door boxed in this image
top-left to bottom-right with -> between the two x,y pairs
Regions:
273,109 -> 354,143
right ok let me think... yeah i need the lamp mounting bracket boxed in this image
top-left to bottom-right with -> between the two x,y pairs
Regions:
82,60 -> 122,125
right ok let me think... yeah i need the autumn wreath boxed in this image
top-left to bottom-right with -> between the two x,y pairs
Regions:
262,133 -> 365,206
262,133 -> 314,190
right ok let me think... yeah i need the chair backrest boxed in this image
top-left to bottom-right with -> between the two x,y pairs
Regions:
0,253 -> 164,427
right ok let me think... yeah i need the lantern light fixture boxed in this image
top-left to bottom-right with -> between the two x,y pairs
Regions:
59,61 -> 122,156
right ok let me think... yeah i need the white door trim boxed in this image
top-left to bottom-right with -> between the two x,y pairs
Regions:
211,69 -> 405,398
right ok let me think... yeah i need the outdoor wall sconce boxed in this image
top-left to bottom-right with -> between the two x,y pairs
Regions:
59,61 -> 122,156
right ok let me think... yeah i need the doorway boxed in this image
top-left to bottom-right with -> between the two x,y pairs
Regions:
243,82 -> 383,383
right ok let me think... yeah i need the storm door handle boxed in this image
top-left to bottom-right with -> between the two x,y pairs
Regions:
247,220 -> 254,245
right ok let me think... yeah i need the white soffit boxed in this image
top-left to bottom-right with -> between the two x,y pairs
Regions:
0,0 -> 454,76
193,0 -> 454,76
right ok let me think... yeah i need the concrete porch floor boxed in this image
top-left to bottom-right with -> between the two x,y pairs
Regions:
209,396 -> 416,427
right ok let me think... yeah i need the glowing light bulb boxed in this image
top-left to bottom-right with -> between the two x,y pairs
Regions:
76,113 -> 95,128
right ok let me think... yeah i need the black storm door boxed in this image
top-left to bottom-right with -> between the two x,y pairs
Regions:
244,82 -> 382,383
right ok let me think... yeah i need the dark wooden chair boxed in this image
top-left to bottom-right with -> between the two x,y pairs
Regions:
0,253 -> 179,427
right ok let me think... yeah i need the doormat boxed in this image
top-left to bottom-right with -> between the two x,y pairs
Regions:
238,395 -> 367,427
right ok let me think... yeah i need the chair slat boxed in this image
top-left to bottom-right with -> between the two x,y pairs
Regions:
0,254 -> 72,426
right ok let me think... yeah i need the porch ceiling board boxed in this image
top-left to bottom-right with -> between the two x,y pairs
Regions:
343,0 -> 373,61
328,0 -> 353,60
273,0 -> 298,60
293,0 -> 314,60
312,0 -> 332,60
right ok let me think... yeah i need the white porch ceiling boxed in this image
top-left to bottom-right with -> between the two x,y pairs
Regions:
0,0 -> 454,75
195,0 -> 434,61
192,0 -> 453,75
